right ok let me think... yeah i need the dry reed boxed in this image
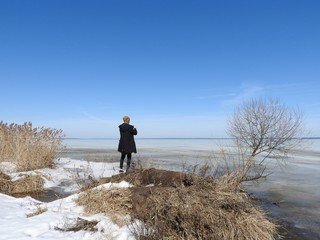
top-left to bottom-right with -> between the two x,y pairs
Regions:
0,121 -> 65,171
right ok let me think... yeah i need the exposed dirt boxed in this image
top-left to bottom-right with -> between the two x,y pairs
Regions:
99,168 -> 194,187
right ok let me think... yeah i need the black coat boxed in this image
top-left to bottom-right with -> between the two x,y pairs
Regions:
118,123 -> 137,153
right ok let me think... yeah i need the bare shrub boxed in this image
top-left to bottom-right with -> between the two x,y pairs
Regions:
0,121 -> 65,171
228,98 -> 305,183
65,161 -> 99,190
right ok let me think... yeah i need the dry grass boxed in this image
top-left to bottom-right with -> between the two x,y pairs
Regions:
76,187 -> 132,226
26,206 -> 48,218
0,170 -> 10,180
131,177 -> 277,239
76,168 -> 279,240
0,171 -> 44,195
0,171 -> 11,193
55,217 -> 99,232
0,121 -> 65,171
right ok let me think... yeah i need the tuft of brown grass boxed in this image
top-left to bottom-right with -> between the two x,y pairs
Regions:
76,187 -> 132,226
0,121 -> 65,171
0,171 -> 44,195
0,171 -> 11,180
0,173 -> 11,193
76,168 -> 279,240
55,217 -> 98,232
26,206 -> 48,218
130,174 -> 278,240
11,174 -> 44,194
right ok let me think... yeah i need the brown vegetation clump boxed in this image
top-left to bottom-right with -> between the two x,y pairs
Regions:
55,217 -> 99,232
76,187 -> 132,226
26,206 -> 48,218
0,171 -> 44,195
0,121 -> 65,171
99,168 -> 189,187
131,179 -> 277,239
77,168 -> 278,240
0,171 -> 11,193
0,171 -> 11,180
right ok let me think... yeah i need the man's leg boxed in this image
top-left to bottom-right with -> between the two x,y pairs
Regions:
126,153 -> 132,171
120,153 -> 126,172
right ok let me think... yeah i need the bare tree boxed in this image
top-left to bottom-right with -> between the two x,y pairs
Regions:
228,98 -> 305,183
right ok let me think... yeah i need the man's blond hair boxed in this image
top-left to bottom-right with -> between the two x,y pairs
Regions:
123,116 -> 130,123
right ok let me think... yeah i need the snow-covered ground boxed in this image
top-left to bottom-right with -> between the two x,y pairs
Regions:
0,158 -> 134,240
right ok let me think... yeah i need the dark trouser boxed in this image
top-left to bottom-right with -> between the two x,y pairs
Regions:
120,153 -> 132,170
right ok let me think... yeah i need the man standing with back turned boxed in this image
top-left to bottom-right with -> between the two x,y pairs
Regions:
118,116 -> 137,173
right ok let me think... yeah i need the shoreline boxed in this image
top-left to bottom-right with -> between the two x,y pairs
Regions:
60,146 -> 320,239
253,197 -> 320,240
276,219 -> 320,240
21,159 -> 320,240
11,151 -> 320,240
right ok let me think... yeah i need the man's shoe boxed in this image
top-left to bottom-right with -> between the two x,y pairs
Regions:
119,169 -> 124,173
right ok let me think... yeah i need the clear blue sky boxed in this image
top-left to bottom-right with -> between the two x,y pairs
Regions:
1,0 -> 319,138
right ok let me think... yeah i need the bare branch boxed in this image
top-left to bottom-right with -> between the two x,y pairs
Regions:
227,97 -> 305,184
